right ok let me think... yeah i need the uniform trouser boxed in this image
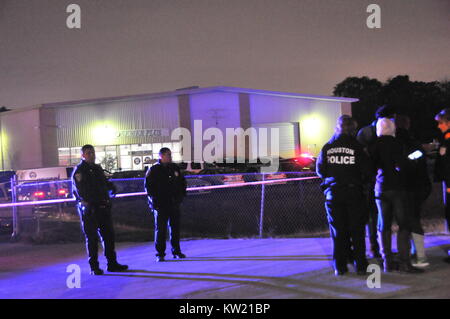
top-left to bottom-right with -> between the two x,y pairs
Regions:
365,184 -> 380,254
78,203 -> 117,269
445,189 -> 450,233
325,187 -> 368,272
153,204 -> 181,257
405,191 -> 425,236
375,190 -> 411,264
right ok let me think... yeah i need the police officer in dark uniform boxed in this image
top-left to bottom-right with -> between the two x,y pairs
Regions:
434,108 -> 450,263
317,116 -> 371,276
145,147 -> 187,262
72,144 -> 128,275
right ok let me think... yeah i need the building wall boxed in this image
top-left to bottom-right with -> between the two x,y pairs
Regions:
53,96 -> 180,148
248,94 -> 343,156
0,109 -> 43,170
39,108 -> 59,168
189,92 -> 241,161
0,90 -> 352,170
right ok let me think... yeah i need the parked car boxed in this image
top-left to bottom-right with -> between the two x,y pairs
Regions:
14,167 -> 74,202
15,167 -> 74,181
186,177 -> 212,195
111,170 -> 146,179
178,162 -> 208,175
278,154 -> 316,172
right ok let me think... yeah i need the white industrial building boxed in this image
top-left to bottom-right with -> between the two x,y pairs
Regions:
0,86 -> 357,171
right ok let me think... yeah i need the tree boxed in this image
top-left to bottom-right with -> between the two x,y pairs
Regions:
101,154 -> 117,172
334,76 -> 450,142
333,76 -> 383,128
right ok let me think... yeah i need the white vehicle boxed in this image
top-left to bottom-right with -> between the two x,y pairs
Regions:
178,162 -> 206,175
15,167 -> 74,202
15,167 -> 74,182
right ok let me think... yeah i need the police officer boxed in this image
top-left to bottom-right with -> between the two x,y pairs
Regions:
434,108 -> 450,263
145,147 -> 187,262
72,144 -> 128,275
317,116 -> 370,276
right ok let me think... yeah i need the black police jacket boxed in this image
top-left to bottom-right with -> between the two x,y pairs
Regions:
434,129 -> 450,186
316,134 -> 372,194
356,120 -> 377,148
145,161 -> 187,209
71,160 -> 116,205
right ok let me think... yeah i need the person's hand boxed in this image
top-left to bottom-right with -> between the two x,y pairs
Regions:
109,183 -> 117,195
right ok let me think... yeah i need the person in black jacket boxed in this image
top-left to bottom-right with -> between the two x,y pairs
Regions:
145,147 -> 187,262
357,105 -> 397,259
72,144 -> 128,275
369,118 -> 423,273
396,114 -> 431,268
317,115 -> 370,276
434,108 -> 450,263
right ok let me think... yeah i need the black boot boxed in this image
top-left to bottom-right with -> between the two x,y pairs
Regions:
334,269 -> 348,276
398,262 -> 424,274
173,252 -> 186,259
380,230 -> 397,272
156,255 -> 165,262
90,267 -> 104,275
107,262 -> 128,272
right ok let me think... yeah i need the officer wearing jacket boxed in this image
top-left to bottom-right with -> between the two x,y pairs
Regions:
317,116 -> 371,276
434,108 -> 450,263
145,147 -> 187,262
72,144 -> 128,275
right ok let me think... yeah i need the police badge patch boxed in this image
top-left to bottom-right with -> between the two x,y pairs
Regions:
75,173 -> 82,182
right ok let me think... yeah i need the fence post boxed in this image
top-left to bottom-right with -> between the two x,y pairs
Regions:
11,175 -> 19,241
444,182 -> 449,234
259,173 -> 265,238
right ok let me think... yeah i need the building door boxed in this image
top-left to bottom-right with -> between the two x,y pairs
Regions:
251,122 -> 300,159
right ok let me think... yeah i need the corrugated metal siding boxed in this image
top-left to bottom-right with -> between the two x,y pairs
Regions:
53,96 -> 180,148
249,94 -> 342,156
252,122 -> 298,159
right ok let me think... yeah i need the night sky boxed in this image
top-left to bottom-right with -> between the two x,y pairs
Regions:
1,0 -> 449,109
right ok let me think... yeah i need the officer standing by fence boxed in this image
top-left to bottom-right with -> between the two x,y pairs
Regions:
145,147 -> 187,262
317,116 -> 371,276
72,144 -> 128,275
434,108 -> 450,263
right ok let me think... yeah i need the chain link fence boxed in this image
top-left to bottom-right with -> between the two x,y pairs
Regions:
0,171 -> 448,243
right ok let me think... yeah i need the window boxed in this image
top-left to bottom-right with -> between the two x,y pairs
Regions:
70,147 -> 81,165
58,148 -> 70,166
120,155 -> 132,170
58,141 -> 182,171
120,144 -> 131,156
94,146 -> 106,165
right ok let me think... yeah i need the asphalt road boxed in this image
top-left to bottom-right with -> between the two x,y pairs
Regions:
1,236 -> 450,299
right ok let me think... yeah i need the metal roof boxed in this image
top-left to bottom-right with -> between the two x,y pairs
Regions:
2,86 -> 359,114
